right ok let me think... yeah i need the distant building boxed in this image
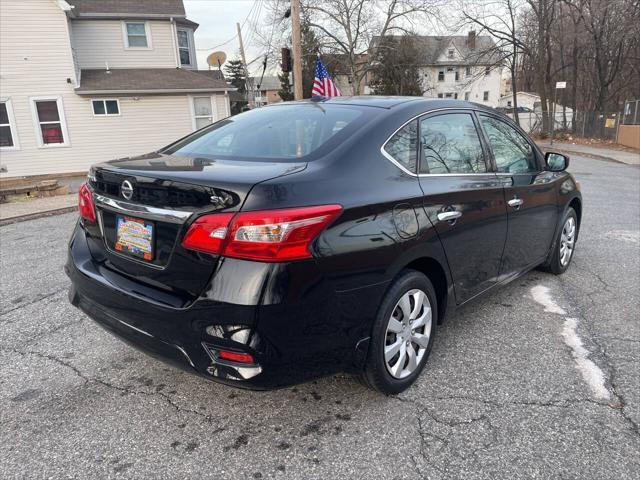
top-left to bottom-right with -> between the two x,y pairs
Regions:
368,32 -> 503,105
0,0 -> 234,178
248,76 -> 283,106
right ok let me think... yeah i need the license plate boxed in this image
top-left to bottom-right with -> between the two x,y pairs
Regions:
115,215 -> 154,261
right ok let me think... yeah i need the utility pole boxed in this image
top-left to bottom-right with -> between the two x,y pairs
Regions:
291,0 -> 303,100
236,22 -> 253,108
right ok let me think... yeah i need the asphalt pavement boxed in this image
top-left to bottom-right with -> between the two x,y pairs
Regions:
1,154 -> 638,479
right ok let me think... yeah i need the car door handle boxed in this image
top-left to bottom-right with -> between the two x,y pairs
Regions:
437,211 -> 463,222
508,198 -> 524,208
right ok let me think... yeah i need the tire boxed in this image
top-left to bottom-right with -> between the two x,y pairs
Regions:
359,270 -> 437,394
542,207 -> 578,275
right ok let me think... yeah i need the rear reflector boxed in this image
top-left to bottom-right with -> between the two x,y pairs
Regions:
218,350 -> 255,364
78,182 -> 96,223
181,205 -> 342,262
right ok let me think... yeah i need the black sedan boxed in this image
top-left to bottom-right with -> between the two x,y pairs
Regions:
66,97 -> 581,394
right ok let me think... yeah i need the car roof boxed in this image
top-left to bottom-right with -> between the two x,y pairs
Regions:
284,96 -> 496,113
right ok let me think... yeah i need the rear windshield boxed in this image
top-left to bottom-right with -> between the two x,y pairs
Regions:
163,104 -> 365,161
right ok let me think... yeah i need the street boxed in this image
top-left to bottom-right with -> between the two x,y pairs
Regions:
1,153 -> 638,479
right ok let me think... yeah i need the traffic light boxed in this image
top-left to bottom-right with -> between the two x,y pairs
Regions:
281,47 -> 292,73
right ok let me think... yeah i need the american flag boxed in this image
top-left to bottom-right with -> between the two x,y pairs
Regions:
311,56 -> 342,98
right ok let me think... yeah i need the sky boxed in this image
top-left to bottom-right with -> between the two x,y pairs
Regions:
184,0 -> 272,75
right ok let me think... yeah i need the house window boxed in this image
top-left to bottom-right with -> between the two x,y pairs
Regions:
192,96 -> 215,129
484,66 -> 490,76
0,99 -> 19,149
437,93 -> 443,98
454,93 -> 458,99
30,97 -> 69,147
438,70 -> 444,82
177,29 -> 192,66
446,67 -> 454,72
455,70 -> 460,81
483,91 -> 489,101
466,66 -> 472,77
464,92 -> 470,101
92,99 -> 120,116
445,93 -> 453,98
507,101 -> 512,107
123,21 -> 150,48
448,48 -> 454,59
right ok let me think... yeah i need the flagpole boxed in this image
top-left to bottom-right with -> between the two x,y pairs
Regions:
291,0 -> 303,100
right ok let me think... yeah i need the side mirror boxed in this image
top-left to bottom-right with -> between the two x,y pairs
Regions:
545,152 -> 569,172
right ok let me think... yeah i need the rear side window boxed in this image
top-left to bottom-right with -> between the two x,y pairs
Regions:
383,120 -> 418,173
479,115 -> 538,173
419,113 -> 486,174
164,104 -> 364,160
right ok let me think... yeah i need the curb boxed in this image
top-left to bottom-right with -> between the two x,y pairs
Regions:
0,206 -> 77,226
537,144 -> 638,166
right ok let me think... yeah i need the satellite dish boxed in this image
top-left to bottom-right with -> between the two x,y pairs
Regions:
207,51 -> 227,69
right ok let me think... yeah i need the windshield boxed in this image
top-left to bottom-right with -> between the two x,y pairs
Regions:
163,104 -> 365,161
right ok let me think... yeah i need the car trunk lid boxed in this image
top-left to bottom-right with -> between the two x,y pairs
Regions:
85,152 -> 306,304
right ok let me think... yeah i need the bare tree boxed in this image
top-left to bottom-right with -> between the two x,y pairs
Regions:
458,0 -> 529,125
301,0 -> 442,95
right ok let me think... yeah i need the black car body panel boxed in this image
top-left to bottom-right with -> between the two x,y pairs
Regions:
66,97 -> 582,389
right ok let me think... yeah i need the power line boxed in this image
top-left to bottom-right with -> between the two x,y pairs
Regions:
195,0 -> 259,51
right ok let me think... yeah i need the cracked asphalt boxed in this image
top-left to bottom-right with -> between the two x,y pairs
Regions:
1,154 -> 639,479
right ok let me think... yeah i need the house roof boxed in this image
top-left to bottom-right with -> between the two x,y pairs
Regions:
69,0 -> 186,18
372,35 -> 500,66
76,68 -> 232,94
194,70 -> 226,81
248,76 -> 281,91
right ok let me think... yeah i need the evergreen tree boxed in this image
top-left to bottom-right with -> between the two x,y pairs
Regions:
224,59 -> 246,96
278,70 -> 294,101
301,16 -> 321,98
370,36 -> 424,97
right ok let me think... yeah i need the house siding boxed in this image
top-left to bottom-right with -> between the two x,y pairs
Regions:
422,66 -> 502,106
72,19 -> 177,69
0,1 -> 232,178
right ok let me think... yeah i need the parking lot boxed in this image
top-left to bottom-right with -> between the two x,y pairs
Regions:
1,153 -> 638,479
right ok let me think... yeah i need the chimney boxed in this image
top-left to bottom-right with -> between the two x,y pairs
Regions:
468,30 -> 476,50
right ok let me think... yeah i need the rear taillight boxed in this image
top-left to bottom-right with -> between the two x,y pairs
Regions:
78,183 -> 96,223
181,205 -> 342,262
180,213 -> 234,254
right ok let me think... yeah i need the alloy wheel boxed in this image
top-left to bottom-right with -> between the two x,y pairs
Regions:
559,217 -> 576,266
384,289 -> 432,379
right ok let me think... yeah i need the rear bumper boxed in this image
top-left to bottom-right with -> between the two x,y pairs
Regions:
66,221 -> 382,389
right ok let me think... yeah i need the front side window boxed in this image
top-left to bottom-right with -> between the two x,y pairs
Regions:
32,98 -> 67,146
92,99 -> 120,116
483,91 -> 489,101
419,113 -> 486,174
438,70 -> 444,81
383,120 -> 418,173
464,92 -> 470,101
0,101 -> 18,149
167,104 -> 365,160
465,66 -> 472,76
177,29 -> 191,65
124,22 -> 149,48
480,115 -> 537,174
193,97 -> 214,129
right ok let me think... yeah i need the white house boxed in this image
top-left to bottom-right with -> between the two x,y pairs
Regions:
373,32 -> 503,105
0,0 -> 233,178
